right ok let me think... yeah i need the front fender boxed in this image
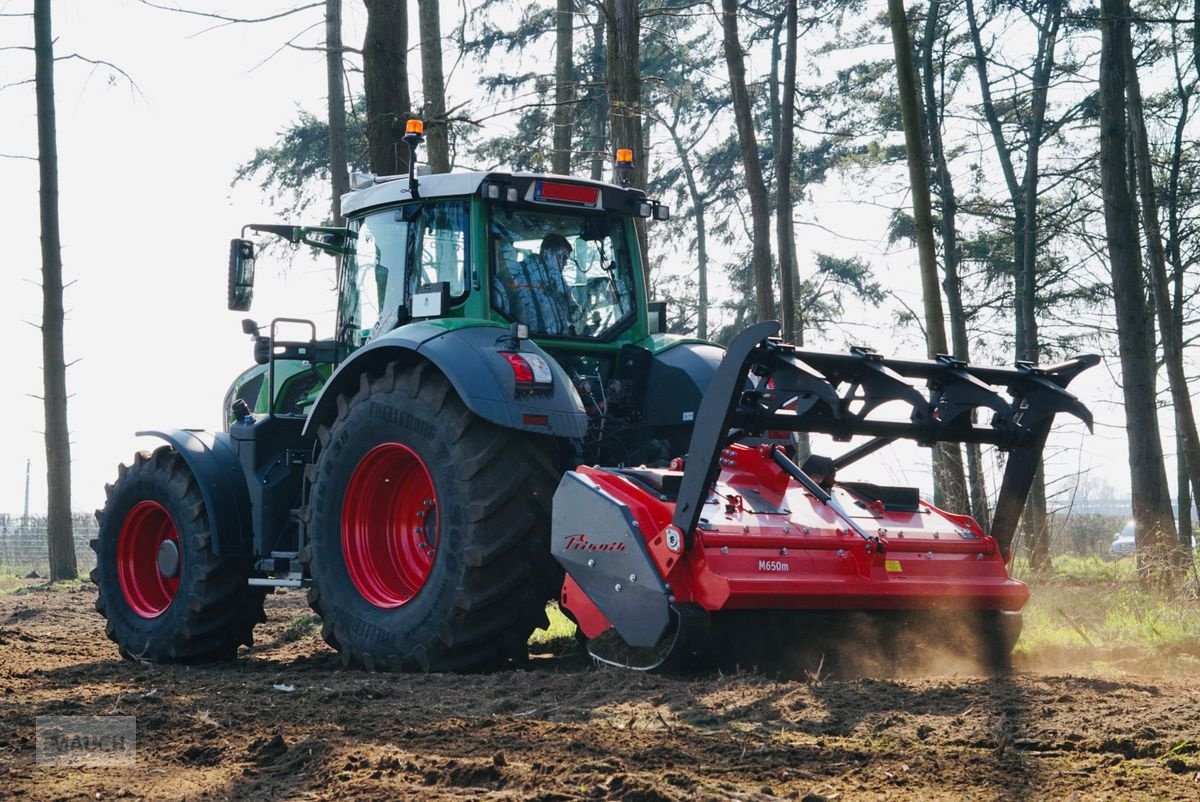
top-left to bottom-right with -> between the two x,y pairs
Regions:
137,429 -> 252,557
303,322 -> 588,441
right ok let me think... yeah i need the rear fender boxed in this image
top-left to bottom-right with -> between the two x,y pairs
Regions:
302,322 -> 588,440
136,429 -> 252,557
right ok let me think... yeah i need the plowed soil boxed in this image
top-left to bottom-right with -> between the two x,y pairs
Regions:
2,579 -> 1200,801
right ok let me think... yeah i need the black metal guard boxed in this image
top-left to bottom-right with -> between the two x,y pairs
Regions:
670,321 -> 1099,553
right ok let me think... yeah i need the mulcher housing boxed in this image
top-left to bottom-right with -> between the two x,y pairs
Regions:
553,321 -> 1097,669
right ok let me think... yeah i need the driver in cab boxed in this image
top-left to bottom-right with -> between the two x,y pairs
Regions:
495,233 -> 581,335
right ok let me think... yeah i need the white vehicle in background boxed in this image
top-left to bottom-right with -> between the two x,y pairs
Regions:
1110,521 -> 1136,558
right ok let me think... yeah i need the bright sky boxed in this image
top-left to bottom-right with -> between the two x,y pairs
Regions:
2,1 -> 342,516
1,1 -> 1138,519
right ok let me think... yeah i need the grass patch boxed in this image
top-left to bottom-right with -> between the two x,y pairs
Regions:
280,613 -> 322,643
1019,574 -> 1200,655
528,601 -> 578,652
1011,554 -> 1138,583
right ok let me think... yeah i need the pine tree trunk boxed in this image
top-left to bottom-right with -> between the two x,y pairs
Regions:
1098,0 -> 1180,584
588,12 -> 607,182
665,118 -> 709,340
1167,46 -> 1195,547
921,0 -> 989,527
966,0 -> 1059,548
1124,14 -> 1200,565
363,0 -> 411,176
1179,428 -> 1193,549
326,0 -> 349,224
34,0 -> 76,582
888,0 -> 968,514
775,0 -> 798,343
605,0 -> 647,277
721,0 -> 775,323
417,0 -> 449,172
1025,464 -> 1051,570
552,0 -> 575,174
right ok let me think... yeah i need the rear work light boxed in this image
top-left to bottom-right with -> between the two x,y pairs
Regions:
483,182 -> 520,203
501,352 -> 554,390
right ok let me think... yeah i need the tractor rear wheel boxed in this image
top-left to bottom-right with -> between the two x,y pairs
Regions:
303,362 -> 558,671
91,447 -> 265,663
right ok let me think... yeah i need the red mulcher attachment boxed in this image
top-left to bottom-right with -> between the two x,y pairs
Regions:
552,322 -> 1098,673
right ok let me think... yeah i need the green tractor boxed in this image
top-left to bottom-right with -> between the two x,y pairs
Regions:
92,130 -> 712,670
94,125 -> 1097,673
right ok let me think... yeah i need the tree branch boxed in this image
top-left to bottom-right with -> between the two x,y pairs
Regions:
244,20 -> 324,71
0,77 -> 36,91
136,1 -> 322,26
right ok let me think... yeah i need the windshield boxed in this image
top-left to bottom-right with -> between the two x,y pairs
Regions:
488,207 -> 637,338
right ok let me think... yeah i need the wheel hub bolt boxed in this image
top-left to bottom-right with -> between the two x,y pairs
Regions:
156,539 -> 180,579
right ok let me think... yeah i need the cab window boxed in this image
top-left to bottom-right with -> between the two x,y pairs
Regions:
346,211 -> 411,342
488,208 -> 636,338
414,200 -> 469,298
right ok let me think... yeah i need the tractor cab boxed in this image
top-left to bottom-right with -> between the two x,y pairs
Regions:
335,170 -> 663,348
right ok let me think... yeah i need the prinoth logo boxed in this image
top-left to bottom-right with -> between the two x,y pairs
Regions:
563,534 -> 628,553
758,559 -> 790,572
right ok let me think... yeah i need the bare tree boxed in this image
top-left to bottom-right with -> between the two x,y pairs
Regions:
919,0 -> 989,528
720,0 -> 774,323
605,0 -> 648,277
775,0 -> 799,344
1097,0 -> 1179,582
657,101 -> 713,340
552,0 -> 575,174
1122,4 -> 1200,560
888,0 -> 969,515
587,9 -> 607,181
964,0 -> 1064,567
417,0 -> 449,172
363,0 -> 412,176
326,0 -> 349,222
33,0 -> 77,581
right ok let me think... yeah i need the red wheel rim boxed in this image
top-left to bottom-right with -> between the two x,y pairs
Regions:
117,501 -> 181,618
342,443 -> 439,608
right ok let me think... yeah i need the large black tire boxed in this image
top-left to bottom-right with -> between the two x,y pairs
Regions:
303,361 -> 560,672
91,447 -> 266,663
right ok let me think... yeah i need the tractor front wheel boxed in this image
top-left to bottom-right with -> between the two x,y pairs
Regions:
92,447 -> 265,662
303,362 -> 558,671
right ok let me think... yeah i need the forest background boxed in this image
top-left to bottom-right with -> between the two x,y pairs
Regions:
1,0 -> 1193,577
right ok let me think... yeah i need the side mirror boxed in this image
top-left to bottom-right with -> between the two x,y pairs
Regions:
228,239 -> 256,311
647,300 -> 668,334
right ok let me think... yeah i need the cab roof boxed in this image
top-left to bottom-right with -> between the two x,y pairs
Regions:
340,170 -> 643,217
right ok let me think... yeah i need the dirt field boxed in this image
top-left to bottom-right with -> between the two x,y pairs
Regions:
2,580 -> 1200,801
